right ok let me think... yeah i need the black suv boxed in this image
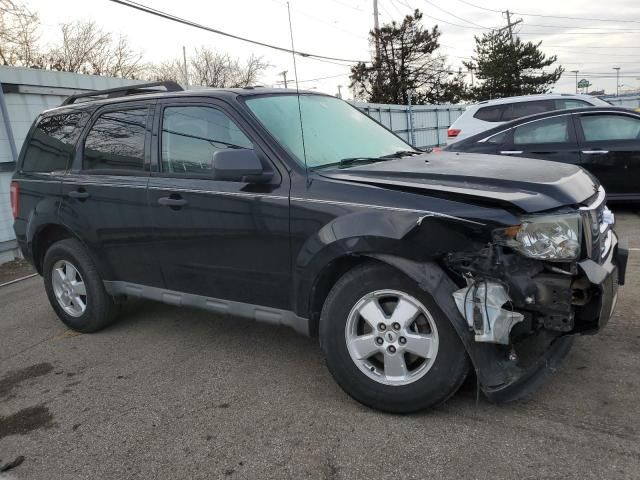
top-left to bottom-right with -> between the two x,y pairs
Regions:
11,82 -> 627,412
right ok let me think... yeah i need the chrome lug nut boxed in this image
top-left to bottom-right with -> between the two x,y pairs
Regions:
392,322 -> 401,331
399,336 -> 406,345
387,345 -> 396,354
378,323 -> 386,331
375,337 -> 384,345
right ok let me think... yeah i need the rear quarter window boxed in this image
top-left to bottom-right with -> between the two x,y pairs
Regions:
21,111 -> 88,172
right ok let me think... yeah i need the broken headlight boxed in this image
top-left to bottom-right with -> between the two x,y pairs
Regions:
493,213 -> 582,261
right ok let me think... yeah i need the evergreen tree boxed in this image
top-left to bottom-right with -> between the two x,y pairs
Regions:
464,29 -> 563,101
350,10 -> 466,105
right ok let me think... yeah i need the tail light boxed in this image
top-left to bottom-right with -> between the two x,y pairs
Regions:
447,128 -> 461,138
10,181 -> 18,219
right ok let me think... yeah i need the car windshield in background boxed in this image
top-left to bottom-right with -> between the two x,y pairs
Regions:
245,94 -> 413,169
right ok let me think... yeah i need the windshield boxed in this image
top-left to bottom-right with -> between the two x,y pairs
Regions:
245,94 -> 413,168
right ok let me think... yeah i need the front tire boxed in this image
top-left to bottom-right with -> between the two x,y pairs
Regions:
43,238 -> 119,333
320,262 -> 469,413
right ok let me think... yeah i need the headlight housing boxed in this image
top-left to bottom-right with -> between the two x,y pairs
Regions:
494,213 -> 582,261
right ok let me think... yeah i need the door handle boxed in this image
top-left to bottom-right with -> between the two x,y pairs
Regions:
500,150 -> 523,155
67,189 -> 89,199
158,196 -> 188,207
581,150 -> 609,154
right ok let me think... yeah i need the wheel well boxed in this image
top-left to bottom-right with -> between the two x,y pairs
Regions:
32,224 -> 74,274
308,255 -> 371,337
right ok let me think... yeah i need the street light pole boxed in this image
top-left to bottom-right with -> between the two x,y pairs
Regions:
613,67 -> 621,96
280,70 -> 288,89
570,70 -> 579,94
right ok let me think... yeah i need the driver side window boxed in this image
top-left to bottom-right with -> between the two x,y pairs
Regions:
161,105 -> 253,174
579,114 -> 640,142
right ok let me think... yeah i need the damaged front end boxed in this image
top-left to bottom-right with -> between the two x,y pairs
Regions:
443,187 -> 628,402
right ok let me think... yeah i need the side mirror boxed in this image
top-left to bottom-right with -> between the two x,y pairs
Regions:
211,149 -> 273,183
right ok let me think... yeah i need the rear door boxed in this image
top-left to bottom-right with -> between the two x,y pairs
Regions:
499,114 -> 581,165
576,112 -> 640,197
147,98 -> 291,309
13,111 -> 89,248
60,101 -> 163,286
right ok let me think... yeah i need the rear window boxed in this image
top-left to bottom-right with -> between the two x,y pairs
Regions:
22,112 -> 88,172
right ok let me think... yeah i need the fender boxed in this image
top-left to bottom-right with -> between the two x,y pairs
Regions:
292,208 -> 487,320
24,201 -> 115,280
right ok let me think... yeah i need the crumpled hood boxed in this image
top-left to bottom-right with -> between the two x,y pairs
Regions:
317,151 -> 599,213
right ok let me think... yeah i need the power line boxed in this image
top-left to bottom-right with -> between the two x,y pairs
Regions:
453,0 -> 501,13
453,0 -> 640,26
421,0 -> 492,29
108,0 -> 368,63
276,73 -> 351,84
513,10 -> 640,26
268,0 -> 368,40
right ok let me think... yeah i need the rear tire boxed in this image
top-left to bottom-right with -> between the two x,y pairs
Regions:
43,238 -> 119,333
320,262 -> 469,413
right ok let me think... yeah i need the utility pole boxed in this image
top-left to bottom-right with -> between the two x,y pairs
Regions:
570,70 -> 579,94
280,70 -> 288,88
499,10 -> 522,44
336,85 -> 343,98
373,0 -> 380,61
613,67 -> 621,96
468,65 -> 474,87
182,46 -> 189,88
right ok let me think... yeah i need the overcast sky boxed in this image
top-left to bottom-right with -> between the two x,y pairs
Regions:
27,0 -> 640,100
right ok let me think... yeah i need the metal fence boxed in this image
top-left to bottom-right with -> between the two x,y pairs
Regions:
601,94 -> 640,109
353,101 -> 466,149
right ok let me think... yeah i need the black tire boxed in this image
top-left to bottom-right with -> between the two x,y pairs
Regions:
43,238 -> 119,333
320,261 -> 469,413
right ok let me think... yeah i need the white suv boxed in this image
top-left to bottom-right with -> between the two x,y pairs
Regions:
446,94 -> 611,144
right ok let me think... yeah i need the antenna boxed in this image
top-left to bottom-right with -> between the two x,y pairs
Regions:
287,2 -> 309,178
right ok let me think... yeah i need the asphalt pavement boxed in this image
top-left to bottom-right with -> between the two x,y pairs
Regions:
1,209 -> 639,480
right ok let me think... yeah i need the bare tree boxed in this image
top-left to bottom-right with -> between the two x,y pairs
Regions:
0,0 -> 40,67
234,54 -> 270,87
103,35 -> 144,78
47,20 -> 143,78
187,47 -> 268,88
148,59 -> 184,83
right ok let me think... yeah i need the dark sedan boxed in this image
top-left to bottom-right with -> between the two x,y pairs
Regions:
445,106 -> 640,201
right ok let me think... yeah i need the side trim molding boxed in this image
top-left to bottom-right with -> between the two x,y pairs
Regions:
103,281 -> 310,336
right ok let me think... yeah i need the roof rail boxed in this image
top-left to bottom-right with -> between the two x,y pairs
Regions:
61,81 -> 183,106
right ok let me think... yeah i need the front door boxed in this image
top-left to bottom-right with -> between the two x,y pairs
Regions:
576,112 -> 640,198
147,99 -> 291,309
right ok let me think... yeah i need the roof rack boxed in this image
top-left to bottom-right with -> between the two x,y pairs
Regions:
61,81 -> 183,106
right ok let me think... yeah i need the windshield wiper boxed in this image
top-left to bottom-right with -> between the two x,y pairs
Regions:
311,157 -> 391,170
379,150 -> 422,159
311,151 -> 422,170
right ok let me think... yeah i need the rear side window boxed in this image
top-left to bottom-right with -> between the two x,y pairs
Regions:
556,99 -> 591,109
474,105 -> 509,122
507,100 -> 556,121
580,114 -> 640,142
513,116 -> 571,144
83,108 -> 148,172
161,105 -> 253,174
22,112 -> 88,172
